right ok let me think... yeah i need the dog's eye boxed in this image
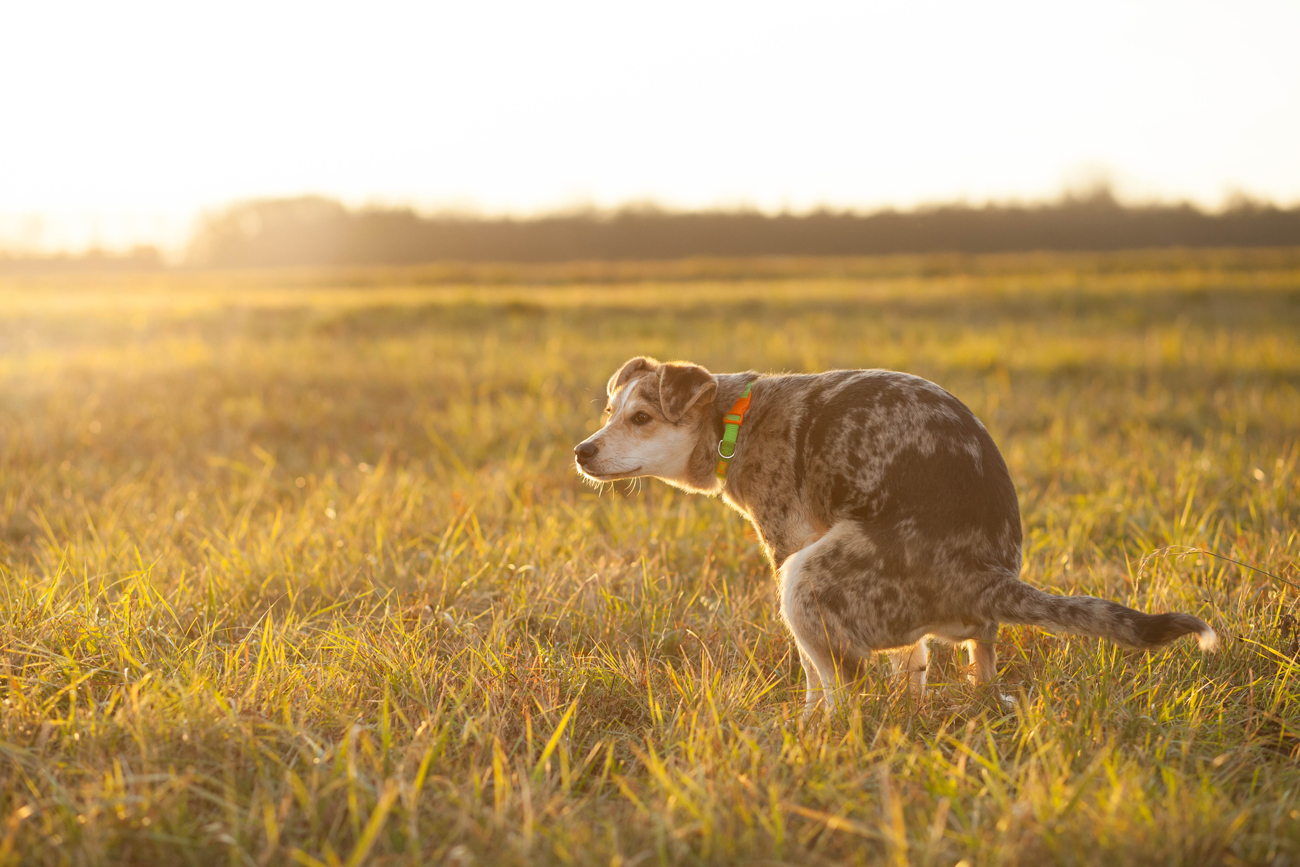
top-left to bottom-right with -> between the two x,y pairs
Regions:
631,411 -> 652,425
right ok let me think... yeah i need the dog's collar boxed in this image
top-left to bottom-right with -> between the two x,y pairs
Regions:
715,382 -> 753,480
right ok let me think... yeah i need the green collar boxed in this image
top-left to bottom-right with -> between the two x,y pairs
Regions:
715,382 -> 753,480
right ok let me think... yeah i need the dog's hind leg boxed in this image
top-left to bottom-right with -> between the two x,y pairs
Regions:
888,639 -> 928,698
965,623 -> 999,686
965,623 -> 1014,705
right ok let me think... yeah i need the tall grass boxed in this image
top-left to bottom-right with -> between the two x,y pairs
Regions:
0,253 -> 1298,865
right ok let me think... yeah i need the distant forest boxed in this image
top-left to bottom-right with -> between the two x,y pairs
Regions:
4,191 -> 1300,271
184,192 -> 1300,267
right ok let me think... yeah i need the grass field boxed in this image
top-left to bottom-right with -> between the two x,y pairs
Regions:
1,250 -> 1299,866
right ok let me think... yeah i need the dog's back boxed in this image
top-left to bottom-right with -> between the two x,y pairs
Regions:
725,369 -> 1022,599
719,368 -> 1214,702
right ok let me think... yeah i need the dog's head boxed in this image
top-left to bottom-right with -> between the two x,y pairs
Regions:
574,356 -> 717,487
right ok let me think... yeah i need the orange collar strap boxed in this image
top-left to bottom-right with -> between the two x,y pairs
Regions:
715,382 -> 754,480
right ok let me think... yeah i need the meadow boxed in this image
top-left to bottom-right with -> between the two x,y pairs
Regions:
0,250 -> 1298,866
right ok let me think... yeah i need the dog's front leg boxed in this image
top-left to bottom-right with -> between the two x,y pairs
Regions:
796,646 -> 822,714
779,543 -> 846,718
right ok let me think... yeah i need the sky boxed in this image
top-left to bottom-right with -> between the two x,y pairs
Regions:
2,0 -> 1299,254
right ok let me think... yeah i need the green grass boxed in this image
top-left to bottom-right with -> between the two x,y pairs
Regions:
1,251 -> 1298,866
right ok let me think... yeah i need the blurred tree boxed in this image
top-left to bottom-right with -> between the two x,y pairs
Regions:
182,193 -> 1300,268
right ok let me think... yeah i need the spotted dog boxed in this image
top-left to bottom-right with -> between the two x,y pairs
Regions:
574,357 -> 1218,714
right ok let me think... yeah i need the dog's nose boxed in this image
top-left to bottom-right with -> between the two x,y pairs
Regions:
574,441 -> 599,463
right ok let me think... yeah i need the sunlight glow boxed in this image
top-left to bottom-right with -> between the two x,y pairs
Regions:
2,0 -> 1298,252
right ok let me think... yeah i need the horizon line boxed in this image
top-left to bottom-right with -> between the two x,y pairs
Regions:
6,183 -> 1300,260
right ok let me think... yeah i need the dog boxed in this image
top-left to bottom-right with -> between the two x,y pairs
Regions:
574,357 -> 1217,714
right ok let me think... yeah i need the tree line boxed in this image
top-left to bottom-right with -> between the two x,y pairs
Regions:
4,191 -> 1298,272
186,192 -> 1300,267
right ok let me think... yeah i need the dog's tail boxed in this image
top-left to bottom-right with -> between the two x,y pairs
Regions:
986,580 -> 1218,651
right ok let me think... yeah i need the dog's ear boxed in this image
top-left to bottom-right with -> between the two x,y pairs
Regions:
658,363 -> 716,423
607,356 -> 658,397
